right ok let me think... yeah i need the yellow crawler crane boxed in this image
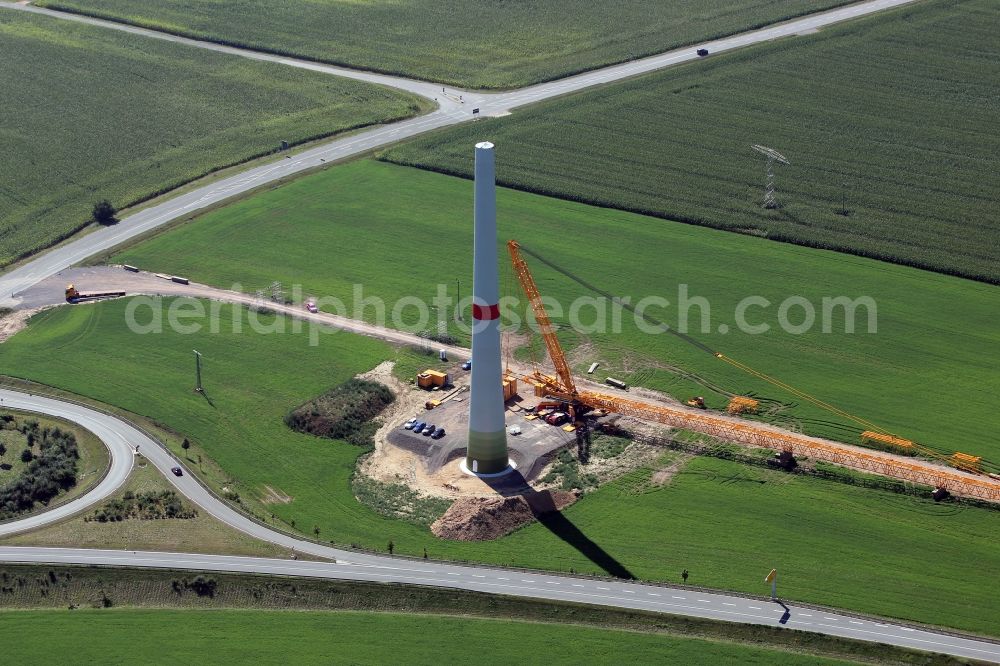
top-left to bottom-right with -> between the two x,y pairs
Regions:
506,240 -> 1000,503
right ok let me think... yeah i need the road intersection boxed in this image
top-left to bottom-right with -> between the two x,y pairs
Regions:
5,0 -> 992,659
0,0 -> 921,306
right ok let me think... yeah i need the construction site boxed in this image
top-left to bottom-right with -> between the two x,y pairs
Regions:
341,142 -> 1000,542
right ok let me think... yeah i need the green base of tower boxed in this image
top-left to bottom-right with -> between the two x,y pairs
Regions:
466,429 -> 509,474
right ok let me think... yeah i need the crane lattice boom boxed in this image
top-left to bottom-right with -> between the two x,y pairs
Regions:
508,240 -> 578,397
505,239 -> 1000,503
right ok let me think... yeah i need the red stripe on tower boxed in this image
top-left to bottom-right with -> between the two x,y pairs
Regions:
472,303 -> 500,320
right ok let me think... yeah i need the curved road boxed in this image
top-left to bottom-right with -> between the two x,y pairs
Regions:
0,0 -> 920,306
0,391 -> 133,536
0,386 -> 997,661
5,0 -> 990,659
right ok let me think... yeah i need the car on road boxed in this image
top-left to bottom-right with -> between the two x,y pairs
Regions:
305,301 -> 318,313
171,466 -> 183,477
403,418 -> 417,430
697,48 -> 709,57
422,423 -> 436,436
431,427 -> 445,439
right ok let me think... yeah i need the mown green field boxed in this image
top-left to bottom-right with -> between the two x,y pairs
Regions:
0,10 -> 427,267
382,0 -> 1000,283
0,609 -> 851,665
33,0 -> 855,88
1,300 -> 999,634
115,160 -> 1000,464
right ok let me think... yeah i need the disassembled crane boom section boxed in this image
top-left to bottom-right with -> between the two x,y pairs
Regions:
505,239 -> 1000,503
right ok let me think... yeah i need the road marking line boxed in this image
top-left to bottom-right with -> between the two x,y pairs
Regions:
545,581 -> 559,585
748,606 -> 761,610
521,579 -> 534,583
824,617 -> 838,621
472,574 -> 485,578
496,577 -> 509,581
596,586 -> 609,590
572,584 -> 585,588
723,603 -> 736,607
672,596 -> 686,600
648,593 -> 660,596
697,599 -> 711,603
850,620 -> 863,625
622,589 -> 635,594
799,613 -> 812,617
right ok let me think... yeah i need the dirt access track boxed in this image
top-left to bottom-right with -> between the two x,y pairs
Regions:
16,266 -> 999,503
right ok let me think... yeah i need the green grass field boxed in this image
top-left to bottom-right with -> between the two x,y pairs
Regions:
0,10 -> 427,267
115,160 -> 1000,465
33,0 -> 855,88
1,300 -> 999,634
382,0 -> 1000,283
2,462 -> 290,558
0,565 -> 946,664
0,609 -> 853,665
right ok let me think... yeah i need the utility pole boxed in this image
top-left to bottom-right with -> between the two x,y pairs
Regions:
193,349 -> 203,393
751,145 -> 790,209
456,278 -> 462,321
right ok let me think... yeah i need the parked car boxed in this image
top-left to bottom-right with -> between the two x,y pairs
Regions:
305,301 -> 318,313
171,466 -> 183,477
412,421 -> 426,433
508,425 -> 522,436
431,427 -> 446,439
404,418 -> 417,430
461,360 -> 472,371
422,423 -> 436,436
697,48 -> 709,57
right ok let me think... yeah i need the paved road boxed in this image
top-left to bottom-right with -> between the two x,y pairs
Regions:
1,544 -> 998,661
0,0 -> 921,307
0,386 -> 998,660
6,0 -> 986,657
0,391 -> 133,537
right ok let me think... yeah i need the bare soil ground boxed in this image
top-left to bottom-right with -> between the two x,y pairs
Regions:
0,307 -> 44,343
651,452 -> 694,486
431,489 -> 578,541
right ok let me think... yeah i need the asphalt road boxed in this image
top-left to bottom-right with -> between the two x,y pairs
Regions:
5,0 -> 987,657
0,0 -> 921,307
0,385 -> 998,661
0,391 -> 133,537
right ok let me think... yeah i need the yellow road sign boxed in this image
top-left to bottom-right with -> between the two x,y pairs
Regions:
764,568 -> 777,583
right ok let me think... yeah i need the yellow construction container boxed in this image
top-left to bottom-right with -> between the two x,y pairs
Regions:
417,369 -> 449,389
502,377 -> 518,401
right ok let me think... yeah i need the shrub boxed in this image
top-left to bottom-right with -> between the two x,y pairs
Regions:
286,379 -> 395,447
